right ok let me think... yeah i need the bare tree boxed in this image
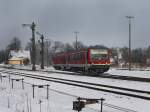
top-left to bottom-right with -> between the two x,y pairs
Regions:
6,37 -> 21,51
72,41 -> 86,50
64,43 -> 74,52
51,41 -> 64,53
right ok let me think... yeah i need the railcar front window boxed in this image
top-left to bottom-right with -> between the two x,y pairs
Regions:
91,50 -> 108,60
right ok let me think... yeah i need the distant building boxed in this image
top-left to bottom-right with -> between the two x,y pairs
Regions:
8,50 -> 30,65
110,48 -> 124,67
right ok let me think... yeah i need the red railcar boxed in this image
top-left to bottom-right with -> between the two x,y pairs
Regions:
52,48 -> 110,74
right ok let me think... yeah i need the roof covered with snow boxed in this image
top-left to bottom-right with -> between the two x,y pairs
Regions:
9,50 -> 30,60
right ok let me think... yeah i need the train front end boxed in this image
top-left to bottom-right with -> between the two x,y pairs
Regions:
88,48 -> 110,74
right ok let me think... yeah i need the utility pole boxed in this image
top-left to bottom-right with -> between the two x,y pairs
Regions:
22,22 -> 36,71
126,16 -> 134,71
41,35 -> 44,69
36,31 -> 44,69
74,31 -> 79,50
45,39 -> 51,67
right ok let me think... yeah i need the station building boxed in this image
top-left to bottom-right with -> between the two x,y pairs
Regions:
8,50 -> 30,65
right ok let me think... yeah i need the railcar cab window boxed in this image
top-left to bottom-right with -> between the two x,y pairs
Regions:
91,49 -> 108,60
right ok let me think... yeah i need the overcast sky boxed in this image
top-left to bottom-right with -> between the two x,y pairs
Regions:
0,0 -> 150,49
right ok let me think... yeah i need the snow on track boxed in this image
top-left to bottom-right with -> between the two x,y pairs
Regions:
1,66 -> 150,111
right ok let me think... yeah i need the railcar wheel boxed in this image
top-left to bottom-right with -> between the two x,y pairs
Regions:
54,66 -> 61,70
83,69 -> 99,76
82,71 -> 90,75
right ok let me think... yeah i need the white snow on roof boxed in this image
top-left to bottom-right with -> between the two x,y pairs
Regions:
9,50 -> 30,60
9,57 -> 24,60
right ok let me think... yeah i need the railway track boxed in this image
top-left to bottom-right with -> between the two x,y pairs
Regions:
99,74 -> 150,82
0,68 -> 150,101
2,65 -> 150,83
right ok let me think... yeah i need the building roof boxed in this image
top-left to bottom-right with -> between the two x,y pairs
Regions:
9,57 -> 25,61
9,50 -> 30,61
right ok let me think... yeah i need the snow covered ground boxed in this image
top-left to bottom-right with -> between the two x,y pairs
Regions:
107,68 -> 150,78
3,66 -> 150,92
0,65 -> 150,112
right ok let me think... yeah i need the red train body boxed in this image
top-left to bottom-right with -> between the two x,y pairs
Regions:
52,48 -> 110,75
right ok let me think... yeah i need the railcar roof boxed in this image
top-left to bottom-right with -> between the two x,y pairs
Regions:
53,48 -> 109,56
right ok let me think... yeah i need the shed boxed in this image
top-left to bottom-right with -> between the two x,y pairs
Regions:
8,57 -> 29,65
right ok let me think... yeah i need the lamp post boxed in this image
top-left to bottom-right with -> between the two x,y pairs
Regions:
74,31 -> 79,50
126,16 -> 134,71
22,22 -> 36,71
